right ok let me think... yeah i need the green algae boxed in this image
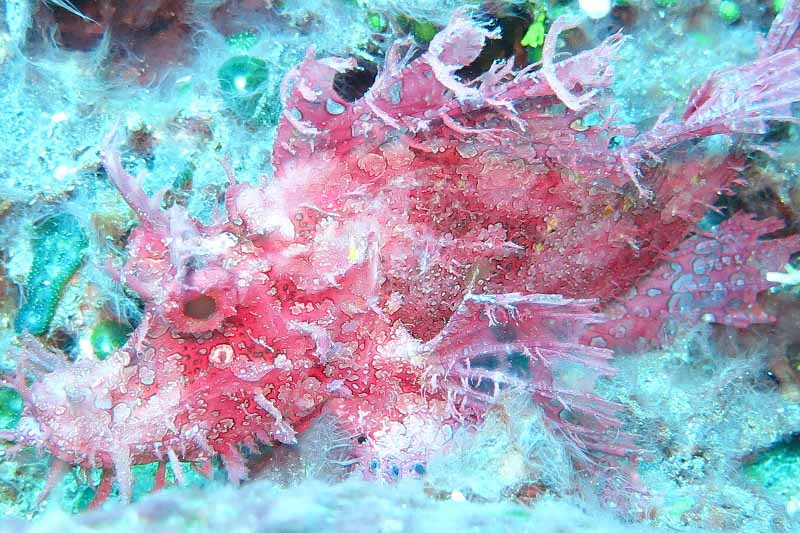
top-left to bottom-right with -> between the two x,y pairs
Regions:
14,213 -> 88,336
0,387 -> 22,430
719,0 -> 741,24
225,30 -> 260,53
218,55 -> 280,126
521,9 -> 548,63
412,20 -> 438,43
218,55 -> 270,96
395,15 -> 439,44
367,12 -> 388,32
654,0 -> 678,7
90,320 -> 133,360
744,440 -> 800,505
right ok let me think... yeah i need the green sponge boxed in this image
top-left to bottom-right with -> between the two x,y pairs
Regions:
0,387 -> 22,430
15,213 -> 88,336
719,0 -> 741,24
90,320 -> 133,360
218,55 -> 280,125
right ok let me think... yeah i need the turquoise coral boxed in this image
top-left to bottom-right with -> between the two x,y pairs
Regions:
14,213 -> 88,336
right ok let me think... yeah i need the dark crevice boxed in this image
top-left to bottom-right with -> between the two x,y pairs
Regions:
333,59 -> 378,102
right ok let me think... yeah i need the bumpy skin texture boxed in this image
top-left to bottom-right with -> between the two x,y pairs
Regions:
585,214 -> 800,352
6,7 -> 800,508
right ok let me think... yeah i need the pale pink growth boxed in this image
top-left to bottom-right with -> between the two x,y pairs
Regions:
111,446 -> 133,503
225,183 -> 296,242
477,24 -> 624,118
542,17 -> 598,112
221,445 -> 248,486
760,0 -> 800,58
275,9 -> 626,167
167,447 -> 186,486
254,392 -> 298,445
288,321 -> 335,363
425,9 -> 497,103
624,2 -> 800,193
100,124 -> 167,229
17,332 -> 67,375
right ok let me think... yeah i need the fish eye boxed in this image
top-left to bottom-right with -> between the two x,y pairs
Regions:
183,294 -> 217,320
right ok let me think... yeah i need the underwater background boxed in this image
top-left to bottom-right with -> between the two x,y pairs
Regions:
1,0 -> 800,531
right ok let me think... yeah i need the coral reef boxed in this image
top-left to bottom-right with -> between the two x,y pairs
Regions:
1,0 -> 800,530
3,477 -> 653,533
